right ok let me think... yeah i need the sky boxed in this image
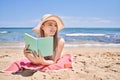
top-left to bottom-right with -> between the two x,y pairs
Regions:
0,0 -> 120,28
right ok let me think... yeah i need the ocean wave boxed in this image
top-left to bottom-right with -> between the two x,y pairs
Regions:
65,43 -> 120,48
112,34 -> 120,39
0,31 -> 10,34
65,33 -> 110,38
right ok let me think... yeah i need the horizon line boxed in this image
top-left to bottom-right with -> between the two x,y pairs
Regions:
0,27 -> 120,29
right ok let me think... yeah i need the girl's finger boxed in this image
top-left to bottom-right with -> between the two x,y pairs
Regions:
38,49 -> 42,57
25,50 -> 32,53
24,44 -> 29,51
32,50 -> 37,57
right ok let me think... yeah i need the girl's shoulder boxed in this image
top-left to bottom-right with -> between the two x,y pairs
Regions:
58,37 -> 65,44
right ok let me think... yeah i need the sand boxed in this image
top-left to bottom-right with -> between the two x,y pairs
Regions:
0,42 -> 120,80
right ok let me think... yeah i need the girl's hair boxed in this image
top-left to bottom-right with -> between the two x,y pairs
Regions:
40,22 -> 58,53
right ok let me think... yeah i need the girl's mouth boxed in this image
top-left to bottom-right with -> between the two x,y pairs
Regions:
49,30 -> 56,36
50,30 -> 55,33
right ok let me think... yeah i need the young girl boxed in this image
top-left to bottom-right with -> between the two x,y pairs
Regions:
24,14 -> 65,65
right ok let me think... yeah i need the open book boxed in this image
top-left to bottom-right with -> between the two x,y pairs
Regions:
24,33 -> 53,57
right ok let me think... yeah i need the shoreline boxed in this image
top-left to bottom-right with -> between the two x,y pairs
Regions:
0,41 -> 120,49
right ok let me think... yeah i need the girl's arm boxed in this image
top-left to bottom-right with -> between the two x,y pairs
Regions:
24,45 -> 55,65
54,38 -> 65,62
24,45 -> 44,64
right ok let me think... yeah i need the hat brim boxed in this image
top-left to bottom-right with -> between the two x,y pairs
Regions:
33,15 -> 64,36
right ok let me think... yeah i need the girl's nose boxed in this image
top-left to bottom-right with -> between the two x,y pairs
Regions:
52,26 -> 56,30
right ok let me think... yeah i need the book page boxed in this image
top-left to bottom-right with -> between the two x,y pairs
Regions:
37,37 -> 53,57
24,33 -> 38,54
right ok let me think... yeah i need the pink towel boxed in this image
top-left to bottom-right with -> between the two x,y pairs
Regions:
3,54 -> 73,73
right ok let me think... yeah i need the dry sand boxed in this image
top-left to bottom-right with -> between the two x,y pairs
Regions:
0,43 -> 120,80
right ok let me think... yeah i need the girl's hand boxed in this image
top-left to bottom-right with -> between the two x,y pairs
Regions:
33,50 -> 55,65
32,50 -> 45,64
24,45 -> 32,57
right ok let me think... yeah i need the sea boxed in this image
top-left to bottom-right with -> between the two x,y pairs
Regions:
0,27 -> 120,48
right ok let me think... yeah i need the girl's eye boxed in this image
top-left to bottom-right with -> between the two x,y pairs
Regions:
47,23 -> 57,27
55,25 -> 57,27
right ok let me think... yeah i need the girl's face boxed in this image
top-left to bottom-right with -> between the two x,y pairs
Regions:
41,20 -> 57,37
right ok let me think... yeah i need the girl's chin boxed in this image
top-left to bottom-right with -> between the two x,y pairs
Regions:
47,34 -> 54,36
50,34 -> 55,36
49,33 -> 55,36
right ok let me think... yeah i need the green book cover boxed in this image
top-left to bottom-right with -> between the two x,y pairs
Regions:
24,33 -> 53,57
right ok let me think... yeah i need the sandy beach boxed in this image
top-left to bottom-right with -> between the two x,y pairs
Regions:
0,42 -> 120,80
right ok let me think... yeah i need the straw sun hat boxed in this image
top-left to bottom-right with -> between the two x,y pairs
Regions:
33,14 -> 64,36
